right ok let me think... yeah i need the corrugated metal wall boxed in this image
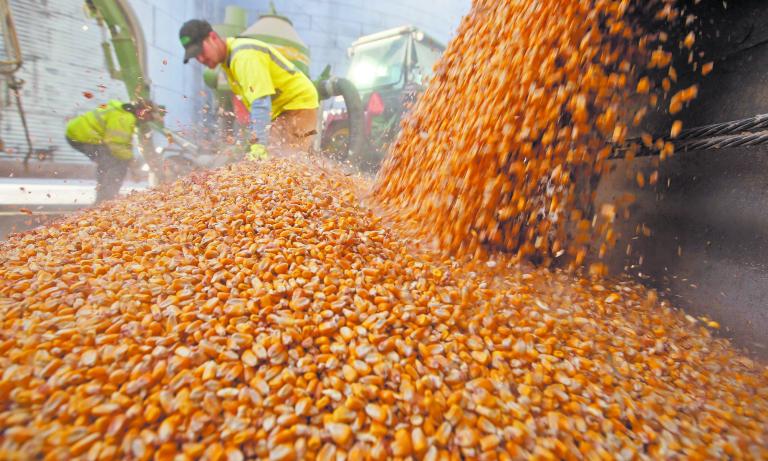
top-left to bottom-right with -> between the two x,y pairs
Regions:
0,0 -> 126,165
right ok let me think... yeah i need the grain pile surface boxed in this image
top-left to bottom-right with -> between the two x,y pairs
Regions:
1,159 -> 767,460
375,0 -> 682,267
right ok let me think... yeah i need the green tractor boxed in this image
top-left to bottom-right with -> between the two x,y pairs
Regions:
320,26 -> 445,171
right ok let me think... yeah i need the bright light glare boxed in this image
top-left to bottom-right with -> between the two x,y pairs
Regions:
154,146 -> 164,154
141,164 -> 150,172
348,60 -> 387,88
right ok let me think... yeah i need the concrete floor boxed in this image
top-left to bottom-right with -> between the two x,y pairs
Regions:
0,178 -> 147,240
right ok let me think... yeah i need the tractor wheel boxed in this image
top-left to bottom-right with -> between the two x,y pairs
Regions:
321,123 -> 351,163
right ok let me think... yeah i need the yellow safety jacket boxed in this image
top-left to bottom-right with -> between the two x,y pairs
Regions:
221,37 -> 319,119
65,100 -> 136,160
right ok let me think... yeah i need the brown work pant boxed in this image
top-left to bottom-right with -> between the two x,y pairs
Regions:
270,108 -> 318,153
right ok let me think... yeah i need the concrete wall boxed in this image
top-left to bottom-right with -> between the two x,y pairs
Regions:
129,0 -> 470,132
128,0 -> 208,132
198,0 -> 470,78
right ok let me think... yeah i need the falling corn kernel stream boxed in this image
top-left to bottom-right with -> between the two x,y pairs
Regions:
1,1 -> 768,461
377,0 -> 683,266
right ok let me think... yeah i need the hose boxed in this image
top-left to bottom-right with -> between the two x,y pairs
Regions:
315,77 -> 366,159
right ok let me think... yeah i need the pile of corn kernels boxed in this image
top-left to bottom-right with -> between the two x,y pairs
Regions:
0,159 -> 766,460
2,0 -> 767,459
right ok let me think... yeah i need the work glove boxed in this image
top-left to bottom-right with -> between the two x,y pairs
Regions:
247,143 -> 269,161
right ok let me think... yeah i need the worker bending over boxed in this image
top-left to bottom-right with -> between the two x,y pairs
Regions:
179,19 -> 319,160
65,100 -> 153,203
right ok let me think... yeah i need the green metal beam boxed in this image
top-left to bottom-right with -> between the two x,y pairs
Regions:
85,0 -> 166,182
87,0 -> 149,100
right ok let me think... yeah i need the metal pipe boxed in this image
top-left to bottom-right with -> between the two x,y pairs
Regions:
87,0 -> 161,183
88,0 -> 148,97
10,78 -> 34,169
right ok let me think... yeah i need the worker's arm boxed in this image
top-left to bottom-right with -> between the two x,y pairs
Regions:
103,112 -> 136,160
250,95 -> 272,146
246,95 -> 271,161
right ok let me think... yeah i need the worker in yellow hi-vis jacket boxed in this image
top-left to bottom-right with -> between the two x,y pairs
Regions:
65,100 -> 153,203
179,19 -> 319,160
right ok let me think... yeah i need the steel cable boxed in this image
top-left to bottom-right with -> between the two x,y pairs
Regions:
612,113 -> 768,158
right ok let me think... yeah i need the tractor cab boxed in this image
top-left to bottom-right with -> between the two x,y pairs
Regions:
347,26 -> 443,93
321,26 -> 445,170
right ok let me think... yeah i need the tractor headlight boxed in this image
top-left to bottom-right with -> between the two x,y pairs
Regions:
349,60 -> 387,89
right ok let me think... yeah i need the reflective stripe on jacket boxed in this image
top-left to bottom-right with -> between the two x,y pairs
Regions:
221,37 -> 319,119
65,100 -> 136,160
